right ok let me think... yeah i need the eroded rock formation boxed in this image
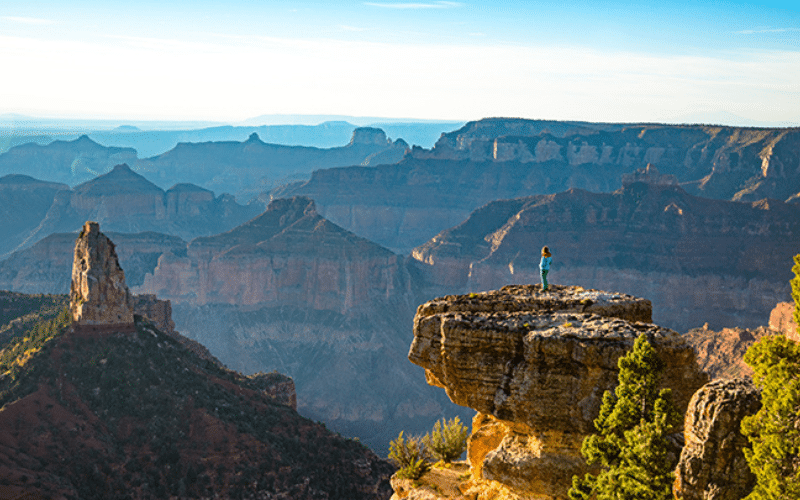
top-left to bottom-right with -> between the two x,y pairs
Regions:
280,118 -> 800,253
674,378 -> 761,500
70,221 -> 134,330
769,301 -> 799,339
139,196 -> 412,315
410,182 -> 800,331
682,325 -> 773,380
409,284 -> 707,499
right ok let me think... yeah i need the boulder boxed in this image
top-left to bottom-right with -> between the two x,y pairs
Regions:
674,378 -> 761,500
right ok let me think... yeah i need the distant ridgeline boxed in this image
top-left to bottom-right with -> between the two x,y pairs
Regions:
0,127 -> 408,201
1,117 -> 799,456
279,118 -> 800,252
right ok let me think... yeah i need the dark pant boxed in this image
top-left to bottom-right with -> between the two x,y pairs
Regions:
540,269 -> 549,290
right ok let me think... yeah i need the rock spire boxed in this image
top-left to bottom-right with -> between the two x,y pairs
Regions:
70,221 -> 134,331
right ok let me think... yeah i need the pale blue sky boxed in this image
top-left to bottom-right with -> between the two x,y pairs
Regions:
1,1 -> 798,125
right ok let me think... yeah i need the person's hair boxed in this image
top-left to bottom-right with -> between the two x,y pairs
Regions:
541,246 -> 551,257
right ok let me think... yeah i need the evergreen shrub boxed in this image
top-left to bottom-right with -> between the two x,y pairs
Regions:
388,431 -> 431,480
423,416 -> 468,464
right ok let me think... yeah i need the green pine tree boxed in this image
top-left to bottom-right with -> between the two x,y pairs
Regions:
741,334 -> 800,499
569,334 -> 680,500
792,254 -> 800,336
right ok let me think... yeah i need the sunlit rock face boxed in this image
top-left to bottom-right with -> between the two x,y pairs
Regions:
409,284 -> 707,500
674,378 -> 761,500
138,196 -> 412,315
70,221 -> 134,329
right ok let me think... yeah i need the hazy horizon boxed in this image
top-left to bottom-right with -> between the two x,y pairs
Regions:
1,1 -> 798,126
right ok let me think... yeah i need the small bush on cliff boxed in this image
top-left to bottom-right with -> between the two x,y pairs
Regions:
388,431 -> 431,480
741,334 -> 800,499
423,416 -> 468,464
569,334 -> 680,500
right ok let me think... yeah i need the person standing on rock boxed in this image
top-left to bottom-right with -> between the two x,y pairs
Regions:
540,246 -> 552,291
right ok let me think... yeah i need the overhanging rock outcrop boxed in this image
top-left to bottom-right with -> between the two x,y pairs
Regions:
409,284 -> 707,500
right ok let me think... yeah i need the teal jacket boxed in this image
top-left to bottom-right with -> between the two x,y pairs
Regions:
539,256 -> 552,271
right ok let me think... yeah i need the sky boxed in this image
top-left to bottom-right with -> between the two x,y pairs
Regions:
1,0 -> 799,126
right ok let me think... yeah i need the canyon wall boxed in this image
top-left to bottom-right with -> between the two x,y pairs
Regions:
137,196 -> 411,315
280,119 -> 800,253
410,181 -> 800,332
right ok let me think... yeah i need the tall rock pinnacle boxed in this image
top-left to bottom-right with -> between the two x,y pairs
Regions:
70,221 -> 134,329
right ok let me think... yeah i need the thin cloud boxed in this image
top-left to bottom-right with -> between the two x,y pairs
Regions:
1,16 -> 55,25
364,1 -> 461,9
338,25 -> 373,32
736,27 -> 800,34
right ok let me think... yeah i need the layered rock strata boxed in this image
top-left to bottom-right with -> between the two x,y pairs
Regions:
409,285 -> 707,500
70,221 -> 134,331
411,182 -> 800,332
674,378 -> 761,500
139,196 -> 412,315
281,118 -> 800,252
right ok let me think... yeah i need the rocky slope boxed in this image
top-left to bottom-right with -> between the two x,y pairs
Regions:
0,310 -> 391,499
278,118 -> 800,252
139,196 -> 410,314
135,127 -> 408,201
410,180 -> 800,332
682,325 -> 774,380
0,222 -> 392,499
407,284 -> 707,500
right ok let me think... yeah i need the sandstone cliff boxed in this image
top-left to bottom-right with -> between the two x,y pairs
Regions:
70,221 -> 135,329
674,378 -> 761,500
407,284 -> 707,500
410,182 -> 800,332
769,301 -> 799,338
419,118 -> 800,203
